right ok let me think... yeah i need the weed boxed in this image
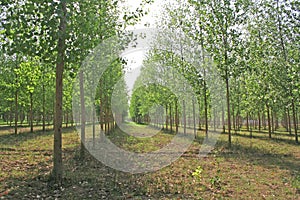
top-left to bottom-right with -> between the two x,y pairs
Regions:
192,166 -> 203,180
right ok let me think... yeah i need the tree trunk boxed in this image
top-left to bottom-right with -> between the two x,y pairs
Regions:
169,104 -> 173,133
66,112 -> 69,128
291,100 -> 298,143
258,110 -> 261,132
14,86 -> 18,134
183,100 -> 186,135
198,105 -> 202,130
267,105 -> 272,138
52,0 -> 66,185
262,112 -> 267,130
80,70 -> 86,159
213,108 -> 216,132
284,111 -> 289,132
92,76 -> 96,147
14,57 -> 20,134
42,82 -> 46,132
232,105 -> 236,132
222,105 -> 225,133
225,76 -> 231,146
92,105 -> 96,148
246,113 -> 249,131
192,98 -> 196,139
9,102 -> 12,127
165,105 -> 168,131
275,111 -> 279,130
100,81 -> 104,131
271,109 -> 274,134
288,109 -> 292,135
204,80 -> 208,139
53,95 -> 55,130
175,100 -> 179,133
30,92 -> 33,133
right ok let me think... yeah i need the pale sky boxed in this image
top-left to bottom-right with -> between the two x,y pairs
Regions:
121,0 -> 167,97
122,0 -> 164,30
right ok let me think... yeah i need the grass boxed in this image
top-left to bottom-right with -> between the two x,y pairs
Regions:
0,124 -> 299,199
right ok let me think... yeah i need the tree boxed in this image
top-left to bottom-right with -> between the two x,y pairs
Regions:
52,0 -> 67,185
188,0 -> 250,146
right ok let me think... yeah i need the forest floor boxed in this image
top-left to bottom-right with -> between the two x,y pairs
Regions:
0,124 -> 299,199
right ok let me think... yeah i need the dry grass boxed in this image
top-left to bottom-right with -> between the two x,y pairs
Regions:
0,124 -> 299,199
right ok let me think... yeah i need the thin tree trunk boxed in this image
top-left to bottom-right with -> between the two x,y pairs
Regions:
42,82 -> 46,132
9,102 -> 12,127
271,109 -> 274,134
183,100 -> 186,135
246,113 -> 249,131
192,98 -> 196,138
100,81 -> 104,131
288,109 -> 292,135
284,111 -> 289,132
198,105 -> 202,130
53,94 -> 55,130
14,85 -> 18,134
175,100 -> 179,133
92,76 -> 95,147
213,108 -> 216,132
222,105 -> 225,133
258,110 -> 261,132
165,105 -> 168,131
169,104 -> 173,133
204,80 -> 208,139
232,105 -> 236,132
275,111 -> 279,130
291,100 -> 298,143
66,112 -> 69,128
267,105 -> 272,138
80,70 -> 86,159
30,92 -> 33,133
52,0 -> 66,185
262,112 -> 267,130
200,26 -> 208,137
226,76 -> 231,146
92,105 -> 95,148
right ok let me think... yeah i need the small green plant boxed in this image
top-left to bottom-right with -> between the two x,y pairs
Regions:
192,166 -> 203,180
210,175 -> 221,188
